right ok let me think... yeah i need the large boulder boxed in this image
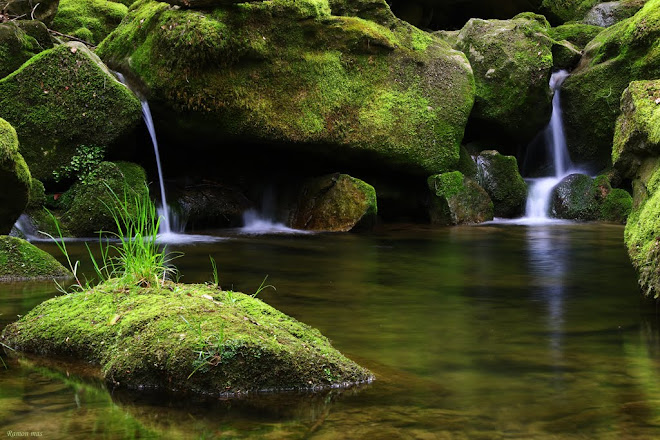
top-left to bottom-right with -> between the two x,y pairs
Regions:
0,20 -> 52,79
427,171 -> 493,225
0,235 -> 70,280
455,13 -> 554,142
290,173 -> 377,232
0,42 -> 142,181
548,23 -> 604,48
561,0 -> 660,170
0,0 -> 59,25
550,173 -> 631,221
173,182 -> 253,229
476,150 -> 528,218
0,118 -> 31,235
97,0 -> 475,177
51,0 -> 128,45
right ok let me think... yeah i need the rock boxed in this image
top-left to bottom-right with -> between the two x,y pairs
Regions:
51,0 -> 128,45
0,42 -> 142,181
455,13 -> 554,142
0,283 -> 374,394
457,145 -> 478,181
540,0 -> 601,23
173,182 -> 253,229
583,1 -> 646,26
290,173 -> 377,232
476,150 -> 528,218
0,235 -> 70,280
427,171 -> 493,225
58,161 -> 149,236
0,0 -> 59,26
601,187 -> 632,222
561,0 -> 660,170
0,118 -> 31,235
550,173 -> 631,221
0,20 -> 52,79
548,23 -> 604,48
97,0 -> 475,177
552,39 -> 582,69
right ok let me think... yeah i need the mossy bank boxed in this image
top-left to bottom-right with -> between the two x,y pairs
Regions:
1,282 -> 374,395
0,235 -> 71,281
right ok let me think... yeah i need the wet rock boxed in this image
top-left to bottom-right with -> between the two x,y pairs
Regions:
173,182 -> 253,229
476,150 -> 528,218
427,171 -> 493,225
583,1 -> 646,27
550,173 -> 631,222
0,117 -> 30,235
0,0 -> 59,26
548,23 -> 604,48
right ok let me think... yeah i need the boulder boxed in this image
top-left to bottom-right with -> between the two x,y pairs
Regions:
0,117 -> 31,235
0,42 -> 142,181
290,173 -> 377,232
455,13 -> 554,142
548,23 -> 604,48
550,173 -> 631,221
0,283 -> 374,394
427,171 -> 493,225
583,0 -> 647,26
51,0 -> 128,45
561,0 -> 660,169
173,182 -> 253,229
0,235 -> 70,280
0,20 -> 52,79
476,150 -> 528,218
551,39 -> 582,69
97,0 -> 475,177
0,0 -> 59,26
540,0 -> 601,23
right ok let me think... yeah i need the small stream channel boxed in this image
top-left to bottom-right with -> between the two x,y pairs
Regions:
2,223 -> 660,439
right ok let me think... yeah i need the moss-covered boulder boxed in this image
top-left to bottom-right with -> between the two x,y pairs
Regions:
97,0 -> 475,177
583,0 -> 647,26
550,173 -> 632,221
427,171 -> 493,225
0,117 -> 31,235
58,161 -> 149,236
0,235 -> 70,280
476,150 -> 528,218
290,173 -> 377,232
541,0 -> 602,22
0,0 -> 59,26
51,0 -> 128,45
0,42 -> 142,181
0,283 -> 374,394
562,0 -> 660,169
454,13 -> 554,141
0,21 -> 53,79
548,23 -> 604,47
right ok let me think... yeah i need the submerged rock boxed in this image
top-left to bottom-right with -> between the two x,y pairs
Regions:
427,171 -> 493,225
97,0 -> 475,177
51,0 -> 128,45
0,117 -> 31,235
0,235 -> 70,280
550,173 -> 631,221
0,283 -> 374,395
0,0 -> 59,25
476,150 -> 527,218
291,173 -> 377,232
0,42 -> 141,181
0,21 -> 53,79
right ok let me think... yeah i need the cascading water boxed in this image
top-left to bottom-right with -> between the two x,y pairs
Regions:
240,187 -> 304,234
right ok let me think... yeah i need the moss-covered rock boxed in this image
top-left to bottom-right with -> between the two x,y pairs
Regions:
562,0 -> 660,169
455,13 -> 554,141
0,235 -> 70,280
583,0 -> 647,26
541,0 -> 602,22
0,283 -> 373,394
0,21 -> 53,79
0,42 -> 142,181
59,161 -> 149,236
552,38 -> 583,69
0,117 -> 31,235
290,173 -> 377,232
601,187 -> 633,222
0,0 -> 59,26
476,150 -> 528,218
550,172 -> 631,221
548,23 -> 604,47
427,171 -> 493,225
97,0 -> 475,177
52,0 -> 128,46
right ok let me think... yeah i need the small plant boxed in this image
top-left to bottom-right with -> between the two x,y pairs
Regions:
209,255 -> 220,288
252,275 -> 276,298
181,316 -> 238,379
52,145 -> 105,184
42,210 -> 87,293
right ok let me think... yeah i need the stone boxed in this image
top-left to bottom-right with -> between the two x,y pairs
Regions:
0,0 -> 59,26
0,235 -> 70,280
427,171 -> 493,225
0,20 -> 52,79
0,117 -> 30,235
583,0 -> 646,27
51,0 -> 128,45
476,150 -> 528,218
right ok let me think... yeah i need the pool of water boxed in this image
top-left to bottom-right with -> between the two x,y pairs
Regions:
2,223 -> 660,439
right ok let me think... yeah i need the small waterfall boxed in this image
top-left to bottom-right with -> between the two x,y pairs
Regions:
524,70 -> 576,221
11,214 -> 44,241
240,188 -> 304,234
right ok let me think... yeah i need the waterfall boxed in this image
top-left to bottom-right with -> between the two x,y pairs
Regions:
240,187 -> 304,234
523,70 -> 576,221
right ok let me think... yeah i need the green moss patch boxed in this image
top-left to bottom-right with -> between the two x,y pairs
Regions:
0,235 -> 70,280
52,0 -> 128,45
427,171 -> 493,225
0,117 -> 31,234
549,23 -> 603,48
0,21 -> 52,79
1,282 -> 373,395
476,150 -> 527,218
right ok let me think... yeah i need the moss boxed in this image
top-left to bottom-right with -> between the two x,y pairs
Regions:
476,150 -> 528,218
601,187 -> 633,223
52,0 -> 128,45
549,23 -> 604,48
97,0 -> 474,176
0,117 -> 31,234
541,0 -> 601,22
427,171 -> 493,225
27,178 -> 46,210
457,146 -> 478,180
0,235 -> 70,280
0,42 -> 142,181
0,21 -> 52,79
550,173 -> 599,220
0,282 -> 373,394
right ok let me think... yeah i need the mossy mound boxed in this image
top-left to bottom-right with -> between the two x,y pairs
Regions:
0,117 -> 31,235
548,23 -> 604,47
455,13 -> 554,141
476,150 -> 528,218
427,171 -> 493,225
291,173 -> 377,232
0,0 -> 60,25
0,42 -> 142,181
0,235 -> 70,280
0,283 -> 374,395
97,0 -> 475,176
58,161 -> 149,237
0,21 -> 53,79
52,0 -> 128,45
550,173 -> 632,221
541,0 -> 601,23
562,0 -> 660,169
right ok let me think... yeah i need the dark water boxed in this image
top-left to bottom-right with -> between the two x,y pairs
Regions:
2,224 -> 660,439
